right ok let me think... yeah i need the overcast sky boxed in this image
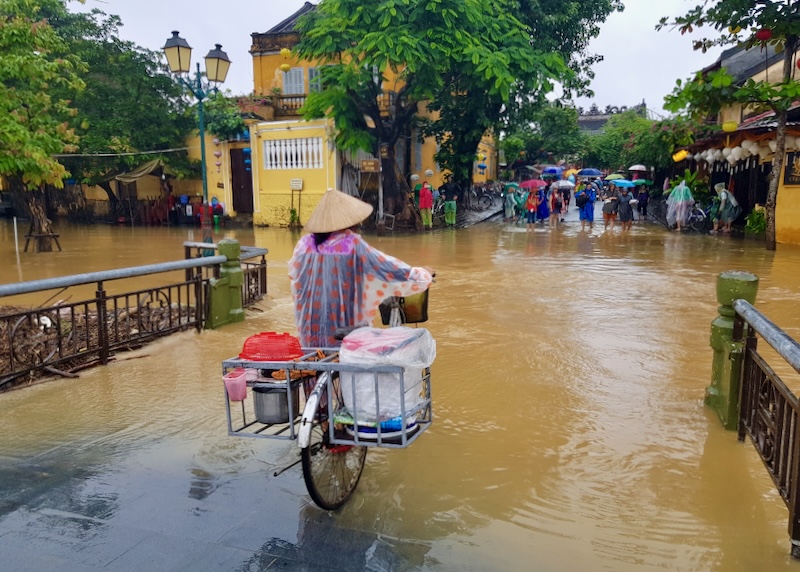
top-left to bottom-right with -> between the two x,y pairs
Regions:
74,0 -> 723,116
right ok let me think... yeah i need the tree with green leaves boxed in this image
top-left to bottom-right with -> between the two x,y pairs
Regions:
501,103 -> 585,168
422,9 -> 567,191
517,0 -> 625,97
0,0 -> 85,250
428,0 -> 623,191
659,1 -> 800,250
581,111 -> 652,171
294,0 -> 567,206
203,91 -> 246,142
49,7 -> 194,213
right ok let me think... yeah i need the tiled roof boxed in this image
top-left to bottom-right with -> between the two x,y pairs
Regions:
263,2 -> 316,34
703,44 -> 783,84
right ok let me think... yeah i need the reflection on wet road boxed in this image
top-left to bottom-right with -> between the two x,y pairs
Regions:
2,218 -> 800,570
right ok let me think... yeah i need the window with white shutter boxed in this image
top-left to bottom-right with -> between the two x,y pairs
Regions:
308,68 -> 321,93
282,68 -> 304,95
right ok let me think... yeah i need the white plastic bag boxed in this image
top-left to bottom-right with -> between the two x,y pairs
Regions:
339,327 -> 436,424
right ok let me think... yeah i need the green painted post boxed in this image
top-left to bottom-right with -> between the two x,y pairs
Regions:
206,239 -> 245,329
705,271 -> 759,430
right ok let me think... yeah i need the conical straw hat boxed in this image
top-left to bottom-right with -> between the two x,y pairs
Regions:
304,189 -> 374,233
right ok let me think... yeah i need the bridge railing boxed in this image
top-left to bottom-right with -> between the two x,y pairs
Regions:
0,242 -> 269,390
733,299 -> 800,558
183,241 -> 268,307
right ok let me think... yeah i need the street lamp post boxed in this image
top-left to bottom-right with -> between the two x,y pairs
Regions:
162,31 -> 231,248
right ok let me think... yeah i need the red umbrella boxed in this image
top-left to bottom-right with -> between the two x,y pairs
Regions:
519,179 -> 547,189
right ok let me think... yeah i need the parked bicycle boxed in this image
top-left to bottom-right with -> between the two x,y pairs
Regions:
686,203 -> 711,232
467,185 -> 495,210
432,195 -> 446,223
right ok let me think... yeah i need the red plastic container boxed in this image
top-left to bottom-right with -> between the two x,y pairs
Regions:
239,332 -> 303,361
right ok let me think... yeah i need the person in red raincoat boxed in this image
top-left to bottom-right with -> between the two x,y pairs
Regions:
419,181 -> 433,230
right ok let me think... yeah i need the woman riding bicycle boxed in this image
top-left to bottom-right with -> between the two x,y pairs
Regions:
289,189 -> 434,348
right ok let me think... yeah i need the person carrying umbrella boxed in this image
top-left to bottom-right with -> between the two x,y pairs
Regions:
635,184 -> 649,221
548,182 -> 562,228
536,184 -> 550,223
524,186 -> 538,230
575,180 -> 597,231
601,182 -> 619,231
503,183 -> 519,221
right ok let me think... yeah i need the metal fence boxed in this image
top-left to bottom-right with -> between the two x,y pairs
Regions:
734,299 -> 800,558
0,243 -> 268,390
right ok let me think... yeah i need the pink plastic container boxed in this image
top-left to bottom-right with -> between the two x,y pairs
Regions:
223,369 -> 248,401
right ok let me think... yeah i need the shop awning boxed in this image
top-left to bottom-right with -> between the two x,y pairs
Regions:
115,159 -> 175,184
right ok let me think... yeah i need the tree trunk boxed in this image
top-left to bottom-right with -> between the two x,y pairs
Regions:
766,108 -> 786,250
98,180 -> 119,217
381,145 -> 401,210
765,35 -> 797,251
28,187 -> 55,253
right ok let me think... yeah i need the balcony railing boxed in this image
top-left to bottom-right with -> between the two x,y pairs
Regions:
274,95 -> 306,117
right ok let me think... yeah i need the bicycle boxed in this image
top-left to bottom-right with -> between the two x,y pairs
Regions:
432,195 -> 446,223
652,201 -> 710,232
686,203 -> 710,232
467,185 -> 494,210
221,290 -> 433,510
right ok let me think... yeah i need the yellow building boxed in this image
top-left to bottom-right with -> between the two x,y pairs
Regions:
684,45 -> 800,245
248,2 -> 498,227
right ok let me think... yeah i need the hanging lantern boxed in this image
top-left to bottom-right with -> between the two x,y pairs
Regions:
755,28 -> 773,42
672,149 -> 689,162
280,63 -> 291,73
728,26 -> 742,34
477,163 -> 487,174
213,150 -> 222,158
280,48 -> 291,59
721,120 -> 739,133
212,137 -> 220,146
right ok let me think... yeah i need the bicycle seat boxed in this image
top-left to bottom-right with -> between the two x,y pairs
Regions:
334,326 -> 360,340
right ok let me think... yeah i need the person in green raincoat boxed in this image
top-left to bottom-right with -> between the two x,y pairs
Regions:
514,190 -> 528,223
665,180 -> 694,231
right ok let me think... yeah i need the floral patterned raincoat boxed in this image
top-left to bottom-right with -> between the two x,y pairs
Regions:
289,230 -> 433,348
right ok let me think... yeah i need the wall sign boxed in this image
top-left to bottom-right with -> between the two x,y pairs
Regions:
290,178 -> 303,191
784,152 -> 800,186
361,159 -> 380,173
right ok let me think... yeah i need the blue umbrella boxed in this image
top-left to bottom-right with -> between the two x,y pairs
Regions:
577,168 -> 602,177
609,179 -> 635,188
542,166 -> 563,175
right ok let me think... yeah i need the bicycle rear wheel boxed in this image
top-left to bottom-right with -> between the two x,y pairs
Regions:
301,375 -> 367,510
478,194 -> 493,209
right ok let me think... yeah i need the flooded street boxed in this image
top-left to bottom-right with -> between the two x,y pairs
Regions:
2,217 -> 800,571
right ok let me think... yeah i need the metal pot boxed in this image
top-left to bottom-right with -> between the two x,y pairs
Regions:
252,384 -> 299,424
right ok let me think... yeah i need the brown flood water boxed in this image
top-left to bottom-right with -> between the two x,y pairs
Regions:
3,218 -> 800,570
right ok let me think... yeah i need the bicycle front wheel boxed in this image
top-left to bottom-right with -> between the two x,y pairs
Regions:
689,209 -> 707,232
478,194 -> 493,209
301,377 -> 367,510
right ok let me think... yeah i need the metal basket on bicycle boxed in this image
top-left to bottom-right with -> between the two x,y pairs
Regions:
221,327 -> 434,510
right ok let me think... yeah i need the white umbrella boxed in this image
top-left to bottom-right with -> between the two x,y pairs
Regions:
628,164 -> 648,172
554,180 -> 575,189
